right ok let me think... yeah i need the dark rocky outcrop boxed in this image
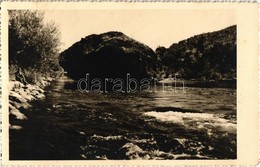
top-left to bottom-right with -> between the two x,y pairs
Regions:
60,32 -> 158,81
156,25 -> 237,81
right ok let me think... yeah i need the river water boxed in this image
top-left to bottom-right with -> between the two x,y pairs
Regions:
10,77 -> 236,160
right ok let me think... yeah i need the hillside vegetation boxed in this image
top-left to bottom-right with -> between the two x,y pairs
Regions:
156,25 -> 236,81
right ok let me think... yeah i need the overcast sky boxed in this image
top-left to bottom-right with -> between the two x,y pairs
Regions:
44,9 -> 236,52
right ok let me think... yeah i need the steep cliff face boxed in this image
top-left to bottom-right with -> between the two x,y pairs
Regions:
60,32 -> 158,80
156,25 -> 236,80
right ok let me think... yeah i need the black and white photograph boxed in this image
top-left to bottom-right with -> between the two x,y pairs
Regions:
1,3 -> 257,164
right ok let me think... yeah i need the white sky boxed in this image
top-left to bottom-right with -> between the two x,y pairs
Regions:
44,9 -> 236,52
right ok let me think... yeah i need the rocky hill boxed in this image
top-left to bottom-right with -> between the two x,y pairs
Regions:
60,32 -> 158,81
156,25 -> 236,80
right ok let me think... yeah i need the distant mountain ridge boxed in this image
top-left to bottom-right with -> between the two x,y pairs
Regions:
156,25 -> 236,80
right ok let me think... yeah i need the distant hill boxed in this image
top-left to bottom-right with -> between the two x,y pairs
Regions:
156,25 -> 237,81
60,31 -> 158,80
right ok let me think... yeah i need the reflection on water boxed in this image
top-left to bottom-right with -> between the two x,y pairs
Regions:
10,77 -> 236,160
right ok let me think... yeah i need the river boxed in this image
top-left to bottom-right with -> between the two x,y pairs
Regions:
10,77 -> 236,160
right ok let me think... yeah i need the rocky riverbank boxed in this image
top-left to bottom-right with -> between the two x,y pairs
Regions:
9,78 -> 53,130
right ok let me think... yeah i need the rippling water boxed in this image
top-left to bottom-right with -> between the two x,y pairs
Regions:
10,77 -> 236,160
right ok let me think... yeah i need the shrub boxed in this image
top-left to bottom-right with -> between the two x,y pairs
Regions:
9,10 -> 61,83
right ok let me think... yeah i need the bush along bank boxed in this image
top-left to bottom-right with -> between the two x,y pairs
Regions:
9,77 -> 53,130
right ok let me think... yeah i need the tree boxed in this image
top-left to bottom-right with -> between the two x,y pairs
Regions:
9,10 -> 61,82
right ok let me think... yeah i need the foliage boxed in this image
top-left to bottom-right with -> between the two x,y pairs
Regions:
156,25 -> 237,81
9,10 -> 62,83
